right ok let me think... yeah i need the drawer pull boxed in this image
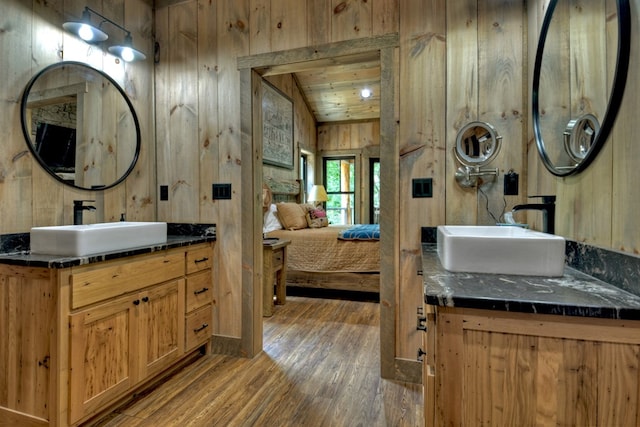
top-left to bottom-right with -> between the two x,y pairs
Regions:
194,257 -> 209,264
194,287 -> 209,295
416,306 -> 427,331
133,299 -> 140,306
142,296 -> 149,303
193,323 -> 209,333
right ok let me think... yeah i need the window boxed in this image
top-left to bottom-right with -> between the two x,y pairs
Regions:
323,157 -> 355,225
369,158 -> 380,224
300,153 -> 308,201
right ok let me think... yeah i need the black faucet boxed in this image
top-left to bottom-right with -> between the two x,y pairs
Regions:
512,195 -> 556,234
73,200 -> 96,225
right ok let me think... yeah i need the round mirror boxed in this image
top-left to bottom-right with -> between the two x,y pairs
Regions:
20,61 -> 141,190
454,121 -> 502,167
532,0 -> 630,176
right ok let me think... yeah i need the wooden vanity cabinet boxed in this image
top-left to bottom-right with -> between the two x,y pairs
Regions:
0,242 -> 214,427
68,278 -> 183,424
184,245 -> 214,352
422,305 -> 436,427
424,306 -> 640,427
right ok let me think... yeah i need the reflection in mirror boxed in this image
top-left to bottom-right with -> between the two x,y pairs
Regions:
20,61 -> 140,190
454,121 -> 501,188
563,113 -> 600,163
532,0 -> 630,176
454,121 -> 502,167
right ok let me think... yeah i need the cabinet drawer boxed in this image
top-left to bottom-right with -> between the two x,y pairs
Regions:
186,270 -> 212,313
185,305 -> 212,351
271,248 -> 284,269
186,245 -> 213,275
70,250 -> 185,309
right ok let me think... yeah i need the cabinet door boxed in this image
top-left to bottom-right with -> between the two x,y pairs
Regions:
137,279 -> 184,379
69,294 -> 137,424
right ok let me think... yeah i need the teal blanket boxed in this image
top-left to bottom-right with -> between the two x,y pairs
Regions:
338,224 -> 380,241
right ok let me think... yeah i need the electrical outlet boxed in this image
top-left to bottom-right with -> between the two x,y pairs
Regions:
504,172 -> 519,196
160,185 -> 169,201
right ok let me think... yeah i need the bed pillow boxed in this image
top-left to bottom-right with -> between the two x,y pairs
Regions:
276,202 -> 308,230
306,207 -> 329,228
263,204 -> 283,233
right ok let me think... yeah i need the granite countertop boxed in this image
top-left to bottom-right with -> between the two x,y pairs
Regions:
0,223 -> 216,269
422,243 -> 640,320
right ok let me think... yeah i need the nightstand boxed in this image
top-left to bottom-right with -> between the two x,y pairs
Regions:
263,239 -> 291,316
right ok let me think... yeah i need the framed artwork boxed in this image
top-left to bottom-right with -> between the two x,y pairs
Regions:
262,80 -> 294,169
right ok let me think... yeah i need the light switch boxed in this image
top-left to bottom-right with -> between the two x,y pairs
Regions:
412,178 -> 433,198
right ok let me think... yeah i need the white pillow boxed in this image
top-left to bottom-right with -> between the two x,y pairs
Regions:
263,204 -> 283,233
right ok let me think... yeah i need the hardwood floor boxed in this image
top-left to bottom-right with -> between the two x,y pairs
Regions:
90,296 -> 424,426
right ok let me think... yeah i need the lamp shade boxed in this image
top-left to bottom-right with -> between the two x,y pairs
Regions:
308,185 -> 328,203
63,8 -> 108,42
63,21 -> 108,42
108,33 -> 146,62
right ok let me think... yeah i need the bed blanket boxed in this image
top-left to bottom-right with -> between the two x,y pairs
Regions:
266,225 -> 379,273
337,224 -> 380,241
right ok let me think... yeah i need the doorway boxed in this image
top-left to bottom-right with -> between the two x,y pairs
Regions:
238,34 -> 400,379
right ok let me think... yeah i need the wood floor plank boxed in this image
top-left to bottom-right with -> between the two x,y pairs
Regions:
88,296 -> 423,426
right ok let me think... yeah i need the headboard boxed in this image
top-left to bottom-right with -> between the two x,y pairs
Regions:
264,177 -> 302,203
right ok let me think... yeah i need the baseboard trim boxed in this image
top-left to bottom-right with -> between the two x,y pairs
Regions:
210,335 -> 244,356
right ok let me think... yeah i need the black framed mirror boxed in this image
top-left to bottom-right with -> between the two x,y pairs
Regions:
532,0 -> 630,176
20,61 -> 141,190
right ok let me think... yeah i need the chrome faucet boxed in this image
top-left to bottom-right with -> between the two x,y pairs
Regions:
73,200 -> 96,225
512,195 -> 556,234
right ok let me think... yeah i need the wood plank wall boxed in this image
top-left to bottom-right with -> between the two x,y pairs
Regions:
0,0 -> 155,229
262,74 -> 317,196
527,0 -> 640,253
317,120 -> 380,223
3,0 -> 640,378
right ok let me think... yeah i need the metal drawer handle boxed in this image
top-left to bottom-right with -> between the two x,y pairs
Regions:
194,257 -> 209,264
416,306 -> 427,331
193,323 -> 209,333
194,287 -> 209,295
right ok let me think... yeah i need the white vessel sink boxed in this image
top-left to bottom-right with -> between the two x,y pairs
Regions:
437,225 -> 566,277
31,222 -> 168,256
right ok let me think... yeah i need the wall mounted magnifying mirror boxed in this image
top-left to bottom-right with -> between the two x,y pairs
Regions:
532,0 -> 630,176
454,121 -> 501,188
20,61 -> 141,190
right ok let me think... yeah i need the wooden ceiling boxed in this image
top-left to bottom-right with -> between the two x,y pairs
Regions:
260,51 -> 381,123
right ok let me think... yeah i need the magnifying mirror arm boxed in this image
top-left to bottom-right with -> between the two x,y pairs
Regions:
455,166 -> 499,188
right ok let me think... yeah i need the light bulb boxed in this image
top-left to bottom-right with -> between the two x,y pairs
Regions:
78,24 -> 95,41
120,47 -> 135,62
361,88 -> 372,98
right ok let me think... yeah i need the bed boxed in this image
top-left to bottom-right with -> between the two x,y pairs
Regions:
263,178 -> 380,294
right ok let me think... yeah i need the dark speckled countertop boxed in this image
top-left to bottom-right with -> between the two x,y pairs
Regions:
422,243 -> 640,320
0,222 -> 216,268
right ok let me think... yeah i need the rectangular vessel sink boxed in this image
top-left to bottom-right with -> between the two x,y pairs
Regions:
31,222 -> 168,257
437,225 -> 566,277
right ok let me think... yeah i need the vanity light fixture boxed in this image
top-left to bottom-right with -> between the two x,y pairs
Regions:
63,6 -> 146,62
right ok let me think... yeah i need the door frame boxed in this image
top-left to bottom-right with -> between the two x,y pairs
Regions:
238,34 -> 415,381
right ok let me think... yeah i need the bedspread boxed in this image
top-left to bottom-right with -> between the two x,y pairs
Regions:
266,225 -> 379,273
